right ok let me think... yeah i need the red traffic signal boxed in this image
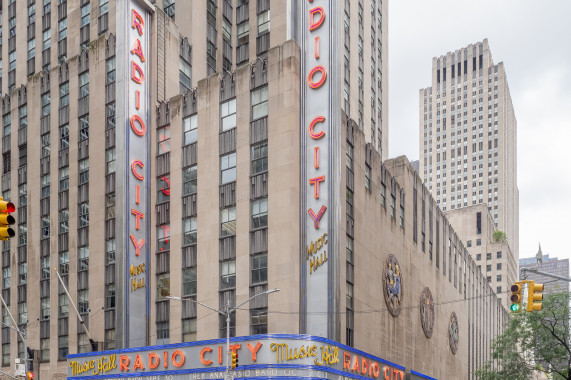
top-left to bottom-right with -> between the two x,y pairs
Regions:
0,197 -> 15,241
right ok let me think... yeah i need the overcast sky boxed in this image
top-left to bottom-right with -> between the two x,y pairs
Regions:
388,0 -> 571,262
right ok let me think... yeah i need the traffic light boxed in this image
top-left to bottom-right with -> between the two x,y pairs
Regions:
26,371 -> 34,380
510,282 -> 522,313
231,351 -> 238,369
527,281 -> 544,312
0,197 -> 15,241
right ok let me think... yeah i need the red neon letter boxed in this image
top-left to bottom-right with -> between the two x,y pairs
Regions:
133,354 -> 145,370
308,65 -> 327,89
308,206 -> 327,229
309,176 -> 325,199
361,358 -> 368,374
343,353 -> 351,370
119,355 -> 130,371
315,36 -> 320,59
218,346 -> 223,364
200,347 -> 213,365
308,116 -> 326,139
131,209 -> 144,230
130,115 -> 146,136
247,342 -> 262,362
136,90 -> 141,110
130,235 -> 145,256
372,363 -> 380,377
131,61 -> 145,84
309,7 -> 325,31
229,344 -> 242,355
136,185 -> 141,204
314,147 -> 319,168
132,9 -> 144,36
171,350 -> 185,368
131,160 -> 144,180
164,352 -> 168,368
131,39 -> 146,62
384,366 -> 390,380
148,353 -> 160,369
160,176 -> 171,196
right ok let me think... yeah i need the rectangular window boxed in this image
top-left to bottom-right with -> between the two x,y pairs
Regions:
157,176 -> 170,203
18,263 -> 27,285
18,303 -> 27,325
9,52 -> 16,71
257,10 -> 270,34
28,39 -> 36,59
81,4 -> 90,27
251,86 -> 268,120
59,209 -> 69,233
59,124 -> 69,149
58,18 -> 67,40
43,29 -> 51,50
251,252 -> 267,284
18,224 -> 27,246
496,263 -> 502,270
106,193 -> 115,219
78,202 -> 89,227
251,142 -> 268,175
78,290 -> 89,315
180,58 -> 191,90
106,148 -> 116,174
79,115 -> 89,141
59,166 -> 69,192
40,297 -> 50,320
41,92 -> 51,116
41,256 -> 50,280
182,166 -> 197,196
2,113 -> 10,137
476,211 -> 482,234
157,125 -> 170,155
476,253 -> 481,261
78,246 -> 89,271
251,198 -> 268,229
106,56 -> 116,84
183,114 -> 197,145
182,319 -> 197,342
182,217 -> 197,246
182,267 -> 197,296
220,152 -> 236,184
157,225 -> 170,252
156,321 -> 169,340
99,0 -> 109,15
41,216 -> 50,239
58,293 -> 69,317
78,158 -> 89,185
59,82 -> 69,108
58,336 -> 68,361
41,133 -> 50,158
365,164 -> 371,190
250,308 -> 268,334
79,72 -> 89,98
220,99 -> 236,131
105,284 -> 116,309
380,183 -> 386,208
220,206 -> 236,237
156,273 -> 170,300
2,268 -> 10,289
41,174 -> 50,198
59,251 -> 69,275
28,4 -> 37,25
390,195 -> 396,219
497,251 -> 502,259
237,21 -> 249,46
220,260 -> 236,289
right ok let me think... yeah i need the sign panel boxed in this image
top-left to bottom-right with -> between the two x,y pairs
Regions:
67,335 -> 405,379
116,0 -> 152,347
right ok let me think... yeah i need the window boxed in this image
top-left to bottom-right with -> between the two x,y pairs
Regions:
18,224 -> 27,246
497,251 -> 502,259
157,176 -> 170,203
486,252 -> 491,260
79,202 -> 89,227
59,82 -> 69,108
182,318 -> 197,342
81,4 -> 90,27
77,289 -> 89,314
365,164 -> 371,190
390,194 -> 396,219
380,183 -> 386,208
41,174 -> 50,198
220,152 -> 236,184
183,115 -> 197,145
28,4 -> 37,25
156,273 -> 170,300
41,92 -> 51,116
106,103 -> 116,129
41,297 -> 50,320
58,294 -> 69,317
251,198 -> 268,229
106,57 -> 116,84
182,267 -> 197,296
157,225 -> 170,252
182,166 -> 197,196
251,86 -> 268,120
18,263 -> 27,285
9,52 -> 16,72
180,57 -> 191,90
106,193 -> 115,219
79,72 -> 89,98
41,257 -> 50,280
59,166 -> 69,192
43,29 -> 51,50
106,148 -> 116,174
58,18 -> 67,40
78,158 -> 89,184
251,142 -> 268,175
220,207 -> 236,237
497,274 -> 502,282
3,113 -> 11,137
467,240 -> 472,247
41,216 -> 50,238
496,263 -> 502,270
78,246 -> 89,271
182,217 -> 197,246
43,0 -> 51,14
476,253 -> 481,261
251,252 -> 267,284
78,333 -> 90,353
79,115 -> 89,141
157,125 -> 170,154
486,264 -> 491,272
1,268 -> 9,289
99,0 -> 109,15
58,336 -> 68,361
105,284 -> 115,309
41,133 -> 50,158
28,39 -> 36,59
496,286 -> 502,294
59,124 -> 69,149
156,321 -> 169,340
59,251 -> 69,275
18,303 -> 27,325
257,10 -> 270,34
220,99 -> 236,131
220,260 -> 236,289
250,308 -> 268,334
476,238 -> 481,246
237,21 -> 249,46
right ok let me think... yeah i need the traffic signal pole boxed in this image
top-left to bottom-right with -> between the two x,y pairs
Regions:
521,267 -> 571,282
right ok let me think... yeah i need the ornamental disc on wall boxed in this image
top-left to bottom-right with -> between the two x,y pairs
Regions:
383,254 -> 403,317
449,312 -> 459,354
420,287 -> 434,338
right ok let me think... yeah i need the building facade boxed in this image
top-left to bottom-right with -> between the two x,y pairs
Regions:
520,249 -> 570,294
0,1 -> 504,379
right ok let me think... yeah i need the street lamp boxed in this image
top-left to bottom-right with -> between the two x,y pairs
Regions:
167,288 -> 279,374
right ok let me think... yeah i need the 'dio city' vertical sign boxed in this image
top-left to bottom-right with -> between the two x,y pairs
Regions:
116,0 -> 154,348
301,0 -> 341,339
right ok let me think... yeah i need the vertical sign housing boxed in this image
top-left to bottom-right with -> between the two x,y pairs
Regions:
116,0 -> 153,348
301,0 -> 338,338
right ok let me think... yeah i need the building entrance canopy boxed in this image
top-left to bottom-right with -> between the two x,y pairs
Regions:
67,334 -> 406,379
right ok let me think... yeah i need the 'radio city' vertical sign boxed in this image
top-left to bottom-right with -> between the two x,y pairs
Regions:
117,0 -> 153,348
302,0 -> 336,338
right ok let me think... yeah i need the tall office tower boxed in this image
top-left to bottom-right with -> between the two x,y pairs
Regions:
0,1 -> 503,379
419,39 -> 519,264
520,246 -> 570,294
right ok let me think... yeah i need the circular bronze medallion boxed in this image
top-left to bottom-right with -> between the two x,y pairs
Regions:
420,287 -> 434,338
382,254 -> 403,317
449,312 -> 459,354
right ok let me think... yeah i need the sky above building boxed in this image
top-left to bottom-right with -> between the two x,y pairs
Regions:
388,0 -> 571,263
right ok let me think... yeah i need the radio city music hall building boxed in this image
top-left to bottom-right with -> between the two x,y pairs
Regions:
0,0 -> 505,379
